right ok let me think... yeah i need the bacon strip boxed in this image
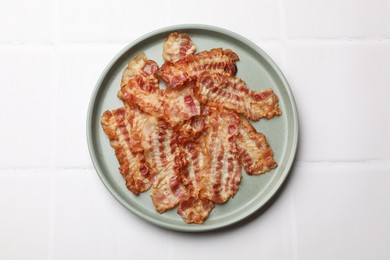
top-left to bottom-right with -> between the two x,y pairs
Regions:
144,120 -> 189,213
235,117 -> 277,175
120,77 -> 203,131
101,107 -> 154,195
198,109 -> 242,204
119,53 -> 202,129
102,34 -> 282,223
120,52 -> 159,88
162,81 -> 201,127
157,48 -> 239,88
194,72 -> 282,121
177,115 -> 205,141
118,75 -> 164,118
163,32 -> 196,63
178,141 -> 215,224
118,53 -> 165,118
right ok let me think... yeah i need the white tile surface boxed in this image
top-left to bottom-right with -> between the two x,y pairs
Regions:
1,1 -> 390,259
0,0 -> 53,42
58,0 -> 171,42
54,44 -> 123,168
0,46 -> 52,168
53,169 -> 294,260
169,193 -> 294,260
286,41 -> 390,162
290,162 -> 390,260
0,170 -> 52,260
169,0 -> 281,41
256,41 -> 285,70
284,0 -> 390,38
53,169 -> 174,260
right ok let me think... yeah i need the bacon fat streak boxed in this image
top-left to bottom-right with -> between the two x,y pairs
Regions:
101,107 -> 155,195
235,117 -> 277,175
157,48 -> 239,88
194,72 -> 282,121
163,32 -> 196,63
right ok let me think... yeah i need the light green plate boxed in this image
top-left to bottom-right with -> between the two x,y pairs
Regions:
87,24 -> 298,232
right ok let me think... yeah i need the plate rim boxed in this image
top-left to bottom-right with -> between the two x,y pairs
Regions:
86,24 -> 299,232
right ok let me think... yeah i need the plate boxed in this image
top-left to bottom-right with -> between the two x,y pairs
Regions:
87,24 -> 298,232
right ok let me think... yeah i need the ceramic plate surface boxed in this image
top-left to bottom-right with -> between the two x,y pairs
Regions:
87,24 -> 298,232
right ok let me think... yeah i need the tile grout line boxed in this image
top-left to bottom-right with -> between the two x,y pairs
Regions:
296,158 -> 390,165
49,0 -> 59,170
389,0 -> 390,37
289,193 -> 298,260
48,172 -> 57,260
0,38 -> 390,47
48,0 -> 59,258
277,0 -> 288,70
278,1 -> 298,258
49,48 -> 58,170
0,166 -> 94,171
0,159 -> 389,172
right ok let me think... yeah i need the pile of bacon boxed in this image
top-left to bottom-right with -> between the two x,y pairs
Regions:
101,32 -> 282,224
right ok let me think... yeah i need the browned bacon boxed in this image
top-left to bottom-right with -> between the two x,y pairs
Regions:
177,115 -> 205,141
101,107 -> 154,195
198,109 -> 242,204
177,195 -> 215,224
163,32 -> 196,63
118,75 -> 164,118
118,52 -> 164,118
162,81 -> 201,127
235,117 -> 277,175
178,141 -> 214,224
120,52 -> 159,88
144,120 -> 189,213
119,53 -> 202,129
157,48 -> 239,88
120,77 -> 204,132
194,72 -> 282,121
102,33 -> 282,224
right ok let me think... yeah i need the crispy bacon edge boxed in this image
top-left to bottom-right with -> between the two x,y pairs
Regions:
198,109 -> 242,204
161,81 -> 201,127
118,75 -> 164,118
178,141 -> 215,224
235,117 -> 277,175
194,72 -> 282,121
101,107 -> 154,195
145,120 -> 189,213
157,48 -> 239,88
120,52 -> 159,88
163,32 -> 196,63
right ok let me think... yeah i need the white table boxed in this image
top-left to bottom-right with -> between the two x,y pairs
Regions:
0,0 -> 389,259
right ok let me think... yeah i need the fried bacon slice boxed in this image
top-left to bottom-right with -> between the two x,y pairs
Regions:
118,75 -> 164,118
194,72 -> 282,121
178,141 -> 215,224
120,52 -> 159,88
178,195 -> 215,224
162,81 -> 201,127
177,115 -> 205,141
120,77 -> 203,132
118,53 -> 164,118
157,48 -> 239,88
198,109 -> 242,204
102,33 -> 282,224
119,54 -> 202,128
143,120 -> 189,213
235,117 -> 277,175
163,32 -> 196,63
101,107 -> 154,195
